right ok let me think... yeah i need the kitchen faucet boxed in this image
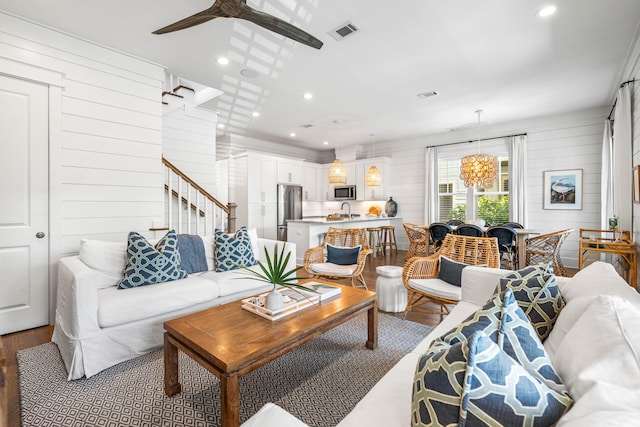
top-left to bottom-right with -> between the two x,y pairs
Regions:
341,201 -> 351,219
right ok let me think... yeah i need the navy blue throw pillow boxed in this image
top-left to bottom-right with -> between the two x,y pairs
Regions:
327,244 -> 360,265
437,256 -> 468,287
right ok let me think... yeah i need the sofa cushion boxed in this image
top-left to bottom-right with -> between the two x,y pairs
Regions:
407,278 -> 462,302
326,244 -> 360,265
200,265 -> 275,297
98,275 -> 219,328
117,230 -> 188,289
411,331 -> 572,426
559,261 -> 640,306
177,234 -> 208,274
214,227 -> 258,272
494,273 -> 563,340
79,239 -> 126,288
460,266 -> 512,306
432,288 -> 567,393
437,256 -> 468,287
309,263 -> 357,276
551,295 -> 640,401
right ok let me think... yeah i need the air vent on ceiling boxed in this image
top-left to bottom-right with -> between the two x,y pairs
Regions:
417,91 -> 439,99
299,123 -> 314,128
449,122 -> 488,132
328,21 -> 360,41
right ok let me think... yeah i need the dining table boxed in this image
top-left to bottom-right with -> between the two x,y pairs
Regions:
419,224 -> 539,269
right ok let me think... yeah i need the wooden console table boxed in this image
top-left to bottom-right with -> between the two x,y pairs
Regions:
578,228 -> 637,288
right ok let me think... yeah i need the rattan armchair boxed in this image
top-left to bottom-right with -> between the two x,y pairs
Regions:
303,227 -> 372,289
403,223 -> 429,260
402,234 -> 500,320
524,229 -> 573,276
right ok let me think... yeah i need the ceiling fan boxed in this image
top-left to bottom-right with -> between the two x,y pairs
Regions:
153,0 -> 323,49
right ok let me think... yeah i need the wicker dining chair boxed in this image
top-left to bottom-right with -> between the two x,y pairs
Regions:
304,227 -> 372,289
487,226 -> 518,269
502,222 -> 524,229
428,223 -> 454,252
402,234 -> 500,320
403,223 -> 429,260
524,229 -> 574,276
456,224 -> 484,237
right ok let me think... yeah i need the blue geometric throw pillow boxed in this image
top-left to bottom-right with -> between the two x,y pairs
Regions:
117,230 -> 188,289
214,226 -> 257,272
411,331 -> 573,426
431,288 -> 568,393
494,273 -> 564,341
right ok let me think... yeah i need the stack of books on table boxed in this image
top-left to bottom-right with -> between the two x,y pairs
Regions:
241,288 -> 320,321
300,281 -> 342,301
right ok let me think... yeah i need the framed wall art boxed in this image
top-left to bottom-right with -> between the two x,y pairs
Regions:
543,169 -> 583,210
634,165 -> 640,203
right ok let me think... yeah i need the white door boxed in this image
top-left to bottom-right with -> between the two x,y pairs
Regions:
0,75 -> 49,335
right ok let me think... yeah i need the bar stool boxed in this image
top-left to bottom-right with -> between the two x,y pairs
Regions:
366,227 -> 383,258
380,225 -> 398,255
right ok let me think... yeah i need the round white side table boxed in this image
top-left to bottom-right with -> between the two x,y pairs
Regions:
376,265 -> 407,312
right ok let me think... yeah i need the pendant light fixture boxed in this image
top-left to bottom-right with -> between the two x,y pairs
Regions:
328,124 -> 347,184
460,109 -> 498,189
365,134 -> 382,187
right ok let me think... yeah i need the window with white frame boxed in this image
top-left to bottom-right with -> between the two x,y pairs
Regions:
437,140 -> 509,226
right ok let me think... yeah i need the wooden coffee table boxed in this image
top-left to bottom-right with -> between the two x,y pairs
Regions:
163,280 -> 378,427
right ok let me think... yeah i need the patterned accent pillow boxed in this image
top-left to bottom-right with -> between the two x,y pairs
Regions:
495,273 -> 564,341
412,331 -> 573,426
505,262 -> 554,279
117,230 -> 188,289
431,288 -> 567,393
214,226 -> 258,272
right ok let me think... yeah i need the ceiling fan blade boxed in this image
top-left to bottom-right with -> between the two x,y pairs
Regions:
238,7 -> 323,49
153,6 -> 223,34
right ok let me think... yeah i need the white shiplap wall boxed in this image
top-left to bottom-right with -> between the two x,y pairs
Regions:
347,108 -> 606,267
163,104 -> 218,195
0,12 -> 166,317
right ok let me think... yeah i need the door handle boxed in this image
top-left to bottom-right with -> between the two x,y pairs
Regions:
36,232 -> 46,239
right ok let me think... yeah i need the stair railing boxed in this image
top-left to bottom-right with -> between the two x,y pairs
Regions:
156,157 -> 236,235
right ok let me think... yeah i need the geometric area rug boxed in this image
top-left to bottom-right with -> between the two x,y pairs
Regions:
18,313 -> 432,426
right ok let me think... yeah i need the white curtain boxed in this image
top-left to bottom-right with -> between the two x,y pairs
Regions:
508,135 -> 527,226
424,147 -> 439,224
601,119 -> 614,230
612,85 -> 633,232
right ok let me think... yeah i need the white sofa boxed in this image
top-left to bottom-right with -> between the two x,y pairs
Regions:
52,234 -> 295,380
242,261 -> 640,426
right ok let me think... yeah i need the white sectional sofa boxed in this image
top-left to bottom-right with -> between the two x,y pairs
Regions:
52,234 -> 295,380
242,261 -> 640,426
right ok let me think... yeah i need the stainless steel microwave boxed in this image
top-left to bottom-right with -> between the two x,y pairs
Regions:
334,185 -> 356,200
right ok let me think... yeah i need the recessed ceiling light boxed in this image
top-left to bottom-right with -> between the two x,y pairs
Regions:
304,93 -> 313,100
217,57 -> 229,65
217,123 -> 225,129
537,5 -> 557,17
252,112 -> 260,117
240,68 -> 260,78
323,141 -> 329,145
290,133 -> 296,138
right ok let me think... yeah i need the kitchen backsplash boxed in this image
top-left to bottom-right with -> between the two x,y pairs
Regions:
302,200 -> 388,218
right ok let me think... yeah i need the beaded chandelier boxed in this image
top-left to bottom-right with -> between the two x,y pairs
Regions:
460,110 -> 497,189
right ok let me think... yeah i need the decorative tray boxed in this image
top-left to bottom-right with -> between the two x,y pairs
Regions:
241,288 -> 320,321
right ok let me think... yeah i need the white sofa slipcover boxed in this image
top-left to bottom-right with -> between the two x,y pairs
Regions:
52,235 -> 295,380
242,262 -> 640,426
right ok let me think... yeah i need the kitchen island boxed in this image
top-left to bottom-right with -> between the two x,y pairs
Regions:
287,217 -> 403,264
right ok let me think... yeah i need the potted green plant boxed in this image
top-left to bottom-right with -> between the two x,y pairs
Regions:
238,243 -> 317,310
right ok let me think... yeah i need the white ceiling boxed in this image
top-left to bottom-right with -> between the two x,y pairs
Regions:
2,0 -> 640,149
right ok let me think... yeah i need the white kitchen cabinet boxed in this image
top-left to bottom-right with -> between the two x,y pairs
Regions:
248,203 -> 277,239
229,152 -> 278,236
302,163 -> 319,201
320,164 -> 333,201
277,159 -> 302,184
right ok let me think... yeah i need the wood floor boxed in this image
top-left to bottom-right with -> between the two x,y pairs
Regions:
0,248 -> 442,427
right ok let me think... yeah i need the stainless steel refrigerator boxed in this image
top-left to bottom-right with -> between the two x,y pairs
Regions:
277,184 -> 303,241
